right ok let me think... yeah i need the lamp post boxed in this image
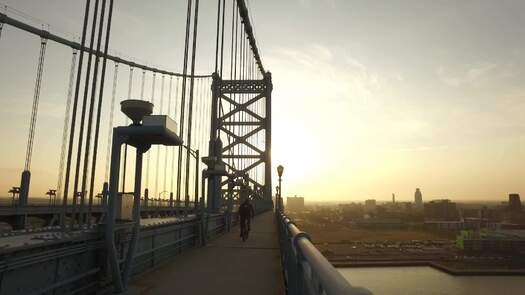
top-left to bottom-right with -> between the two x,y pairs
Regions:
46,189 -> 57,206
277,165 -> 283,211
8,187 -> 20,207
181,145 -> 200,213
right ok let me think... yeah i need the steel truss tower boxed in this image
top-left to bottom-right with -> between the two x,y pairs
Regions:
207,72 -> 272,211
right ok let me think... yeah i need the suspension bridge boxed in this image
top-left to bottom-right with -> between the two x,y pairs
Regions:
0,1 -> 370,294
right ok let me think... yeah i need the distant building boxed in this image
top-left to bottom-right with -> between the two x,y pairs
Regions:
508,194 -> 522,212
414,188 -> 423,208
286,196 -> 304,212
459,229 -> 525,254
392,193 -> 396,204
364,199 -> 376,213
424,199 -> 459,221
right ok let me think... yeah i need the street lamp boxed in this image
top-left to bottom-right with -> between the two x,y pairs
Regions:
181,145 -> 200,211
46,189 -> 57,206
277,165 -> 284,211
8,187 -> 20,207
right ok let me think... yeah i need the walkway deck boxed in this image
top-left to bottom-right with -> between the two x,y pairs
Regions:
127,211 -> 284,295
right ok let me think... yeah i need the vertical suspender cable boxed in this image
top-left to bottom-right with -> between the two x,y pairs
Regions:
81,0 -> 107,225
104,63 -> 119,182
224,0 -> 236,173
145,73 -> 156,194
71,0 -> 100,228
62,0 -> 92,228
176,0 -> 193,206
170,77 -> 180,199
230,0 -> 235,81
164,76 -> 172,197
219,0 -> 226,77
240,26 -> 245,175
89,0 -> 114,223
57,50 -> 77,201
122,67 -> 133,193
127,68 -> 134,103
214,0 -> 221,73
0,18 -> 4,43
234,6 -> 239,170
184,0 -> 200,206
155,75 -> 165,200
140,70 -> 146,99
24,36 -> 47,171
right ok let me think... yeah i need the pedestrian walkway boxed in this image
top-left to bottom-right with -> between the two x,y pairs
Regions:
127,211 -> 284,295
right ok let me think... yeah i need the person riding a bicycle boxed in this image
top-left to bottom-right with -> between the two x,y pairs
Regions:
239,198 -> 254,240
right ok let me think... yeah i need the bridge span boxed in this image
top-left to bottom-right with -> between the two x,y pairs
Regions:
0,1 -> 371,294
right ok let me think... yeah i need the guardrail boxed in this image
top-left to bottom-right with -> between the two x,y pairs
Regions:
277,212 -> 372,295
0,202 -> 274,295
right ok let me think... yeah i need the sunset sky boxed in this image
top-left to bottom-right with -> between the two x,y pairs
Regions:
1,0 -> 525,202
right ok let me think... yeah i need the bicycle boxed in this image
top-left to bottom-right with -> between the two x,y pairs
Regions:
240,217 -> 250,242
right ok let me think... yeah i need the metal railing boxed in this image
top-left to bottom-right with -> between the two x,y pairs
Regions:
277,212 -> 372,295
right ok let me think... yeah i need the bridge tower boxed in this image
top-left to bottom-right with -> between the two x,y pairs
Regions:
207,72 -> 272,212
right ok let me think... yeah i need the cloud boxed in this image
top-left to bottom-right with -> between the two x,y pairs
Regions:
436,62 -> 497,87
267,44 -> 387,103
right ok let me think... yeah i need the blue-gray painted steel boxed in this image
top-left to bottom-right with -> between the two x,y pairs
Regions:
277,212 -> 372,295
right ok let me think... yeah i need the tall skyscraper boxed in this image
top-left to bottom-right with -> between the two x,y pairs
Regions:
414,188 -> 423,208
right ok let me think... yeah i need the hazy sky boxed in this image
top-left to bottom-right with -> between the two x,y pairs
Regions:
1,0 -> 525,202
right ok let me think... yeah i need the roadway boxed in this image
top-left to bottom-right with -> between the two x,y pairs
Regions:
126,211 -> 285,295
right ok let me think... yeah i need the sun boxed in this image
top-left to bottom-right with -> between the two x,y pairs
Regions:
271,119 -> 321,185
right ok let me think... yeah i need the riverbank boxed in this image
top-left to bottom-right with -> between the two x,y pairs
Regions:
331,259 -> 525,276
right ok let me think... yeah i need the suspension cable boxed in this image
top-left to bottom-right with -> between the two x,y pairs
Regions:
104,62 -> 119,182
89,0 -> 114,222
81,0 -> 108,224
234,7 -> 239,170
145,72 -> 156,192
140,70 -> 146,99
61,0 -> 91,229
0,18 -> 4,42
155,75 -> 165,199
176,0 -> 193,205
57,49 -> 78,200
24,36 -> 47,171
71,0 -> 101,228
214,0 -> 221,73
219,0 -> 226,77
121,66 -> 133,192
171,76 -> 180,196
164,76 -> 173,196
184,0 -> 200,206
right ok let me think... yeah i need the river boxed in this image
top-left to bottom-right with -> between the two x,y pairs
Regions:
339,266 -> 525,295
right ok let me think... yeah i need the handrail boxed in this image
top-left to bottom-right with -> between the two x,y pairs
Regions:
277,212 -> 371,295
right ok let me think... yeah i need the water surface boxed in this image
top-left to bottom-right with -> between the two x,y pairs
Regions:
339,266 -> 525,295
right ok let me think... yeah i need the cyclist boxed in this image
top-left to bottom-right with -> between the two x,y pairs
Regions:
239,198 -> 254,241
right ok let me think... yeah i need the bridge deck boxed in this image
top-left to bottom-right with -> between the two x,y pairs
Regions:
127,211 -> 284,295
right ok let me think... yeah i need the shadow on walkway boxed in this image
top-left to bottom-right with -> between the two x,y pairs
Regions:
126,211 -> 284,295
